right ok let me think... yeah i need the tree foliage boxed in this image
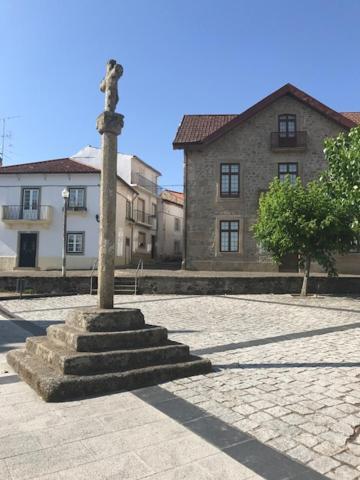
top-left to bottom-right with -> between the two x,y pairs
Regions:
252,178 -> 354,294
322,126 -> 360,235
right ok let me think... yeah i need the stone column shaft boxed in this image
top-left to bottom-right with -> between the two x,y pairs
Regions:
96,111 -> 124,309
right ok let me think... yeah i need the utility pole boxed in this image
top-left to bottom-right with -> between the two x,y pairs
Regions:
0,116 -> 20,166
61,188 -> 69,277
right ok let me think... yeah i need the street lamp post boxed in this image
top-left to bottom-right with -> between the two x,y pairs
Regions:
62,188 -> 69,277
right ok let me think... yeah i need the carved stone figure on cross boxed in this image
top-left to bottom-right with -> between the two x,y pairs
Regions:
100,59 -> 123,113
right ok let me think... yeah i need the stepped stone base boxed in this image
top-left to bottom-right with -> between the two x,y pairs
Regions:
7,308 -> 212,402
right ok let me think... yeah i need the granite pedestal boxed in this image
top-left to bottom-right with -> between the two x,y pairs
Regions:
7,308 -> 212,402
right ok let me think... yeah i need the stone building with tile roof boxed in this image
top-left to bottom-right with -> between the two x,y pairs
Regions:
173,83 -> 360,273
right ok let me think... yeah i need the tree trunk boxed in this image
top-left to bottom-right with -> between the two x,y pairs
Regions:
300,255 -> 311,296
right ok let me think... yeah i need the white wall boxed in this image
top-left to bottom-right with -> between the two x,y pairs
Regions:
0,172 -> 100,270
72,146 -> 133,184
158,200 -> 183,260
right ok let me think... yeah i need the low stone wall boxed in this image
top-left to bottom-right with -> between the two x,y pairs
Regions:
0,276 -> 91,295
139,276 -> 360,295
0,275 -> 359,296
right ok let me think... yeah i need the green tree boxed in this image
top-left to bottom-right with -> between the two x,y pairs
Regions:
323,126 -> 360,239
252,178 -> 354,296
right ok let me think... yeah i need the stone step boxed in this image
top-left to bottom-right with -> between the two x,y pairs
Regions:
7,348 -> 212,402
47,324 -> 168,352
91,288 -> 136,295
66,308 -> 144,332
26,336 -> 190,375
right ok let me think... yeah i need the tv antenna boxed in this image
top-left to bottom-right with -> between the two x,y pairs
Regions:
0,116 -> 20,166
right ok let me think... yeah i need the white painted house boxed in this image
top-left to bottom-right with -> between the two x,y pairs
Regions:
72,146 -> 162,263
158,190 -> 184,261
0,157 -> 137,271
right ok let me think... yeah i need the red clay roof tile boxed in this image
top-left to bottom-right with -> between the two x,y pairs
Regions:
341,112 -> 360,124
0,158 -> 100,174
173,84 -> 358,149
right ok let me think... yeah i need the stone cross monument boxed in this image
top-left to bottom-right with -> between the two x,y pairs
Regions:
5,60 -> 211,402
96,59 -> 124,309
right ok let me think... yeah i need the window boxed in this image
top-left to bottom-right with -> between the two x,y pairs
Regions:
68,188 -> 85,209
278,114 -> 296,138
278,163 -> 298,184
126,200 -> 132,219
138,232 -> 146,248
220,164 -> 240,197
174,240 -> 181,255
220,221 -> 239,252
174,217 -> 180,231
152,203 -> 157,217
137,198 -> 145,223
66,232 -> 84,254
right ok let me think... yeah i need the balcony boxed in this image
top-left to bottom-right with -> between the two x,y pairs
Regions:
2,205 -> 52,226
131,172 -> 162,196
270,131 -> 307,151
133,209 -> 157,229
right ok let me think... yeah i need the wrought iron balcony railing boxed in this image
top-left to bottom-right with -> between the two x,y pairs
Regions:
131,172 -> 162,196
270,131 -> 307,150
2,205 -> 52,222
133,209 -> 157,229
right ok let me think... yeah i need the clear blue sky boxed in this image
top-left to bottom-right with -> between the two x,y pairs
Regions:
1,0 -> 360,189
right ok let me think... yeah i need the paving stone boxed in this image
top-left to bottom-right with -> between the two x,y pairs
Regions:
282,413 -> 307,426
5,441 -> 93,480
0,460 -> 11,480
135,433 -> 218,473
83,418 -> 187,458
3,293 -> 360,478
198,453 -> 264,480
0,433 -> 42,459
30,452 -> 153,480
287,445 -> 316,463
314,440 -> 343,456
294,432 -> 319,448
308,455 -> 341,474
327,464 -> 360,480
267,436 -> 297,452
335,451 -> 360,468
34,417 -> 108,448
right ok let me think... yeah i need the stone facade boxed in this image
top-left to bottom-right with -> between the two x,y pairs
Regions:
181,94 -> 359,273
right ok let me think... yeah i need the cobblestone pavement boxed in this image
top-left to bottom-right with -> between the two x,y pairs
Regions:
2,294 -> 360,479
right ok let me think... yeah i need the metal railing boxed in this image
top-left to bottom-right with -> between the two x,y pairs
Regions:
270,131 -> 307,149
133,209 -> 157,228
135,258 -> 144,295
2,205 -> 52,221
89,258 -> 98,295
131,172 -> 162,196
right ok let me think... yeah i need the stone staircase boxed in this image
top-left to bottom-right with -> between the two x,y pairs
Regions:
90,277 -> 137,295
7,308 -> 211,402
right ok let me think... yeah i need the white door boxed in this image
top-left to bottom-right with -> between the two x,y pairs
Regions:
22,189 -> 39,220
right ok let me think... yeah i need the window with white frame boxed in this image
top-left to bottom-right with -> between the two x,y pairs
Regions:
68,188 -> 86,208
66,232 -> 85,254
220,221 -> 239,252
